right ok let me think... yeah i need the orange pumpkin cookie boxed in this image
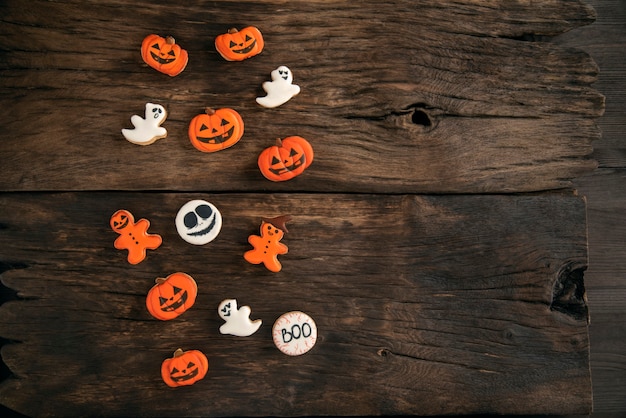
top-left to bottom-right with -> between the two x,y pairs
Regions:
110,209 -> 162,265
258,136 -> 314,182
141,34 -> 188,76
188,107 -> 244,153
146,273 -> 197,321
161,348 -> 209,387
215,26 -> 264,61
244,215 -> 291,272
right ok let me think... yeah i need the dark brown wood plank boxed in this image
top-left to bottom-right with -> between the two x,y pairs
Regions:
0,192 -> 590,417
576,168 -> 626,416
0,0 -> 603,193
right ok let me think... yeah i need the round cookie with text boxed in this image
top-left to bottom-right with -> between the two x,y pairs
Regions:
272,311 -> 317,356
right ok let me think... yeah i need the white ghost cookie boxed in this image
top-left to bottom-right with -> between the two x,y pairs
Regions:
218,299 -> 262,337
256,66 -> 300,108
121,103 -> 167,145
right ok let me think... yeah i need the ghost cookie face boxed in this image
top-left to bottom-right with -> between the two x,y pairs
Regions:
121,103 -> 167,145
218,298 -> 262,337
175,200 -> 222,245
256,66 -> 300,108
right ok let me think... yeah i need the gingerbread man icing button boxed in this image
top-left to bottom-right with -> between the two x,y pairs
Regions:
110,209 -> 162,264
272,311 -> 317,356
244,215 -> 291,272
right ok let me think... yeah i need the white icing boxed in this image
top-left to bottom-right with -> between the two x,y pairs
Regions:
175,200 -> 222,245
256,66 -> 300,108
272,311 -> 317,356
218,299 -> 262,337
121,103 -> 167,145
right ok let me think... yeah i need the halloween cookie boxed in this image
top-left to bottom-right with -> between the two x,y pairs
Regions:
188,107 -> 244,153
256,66 -> 300,108
141,34 -> 188,76
121,103 -> 167,145
110,209 -> 162,265
215,26 -> 264,61
272,311 -> 317,356
146,272 -> 198,321
161,348 -> 209,387
258,137 -> 314,182
244,215 -> 291,272
175,200 -> 222,245
218,299 -> 262,337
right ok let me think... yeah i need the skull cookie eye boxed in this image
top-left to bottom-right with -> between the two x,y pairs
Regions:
184,212 -> 198,229
195,204 -> 213,219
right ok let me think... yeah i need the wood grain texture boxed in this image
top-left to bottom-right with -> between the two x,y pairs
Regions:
0,192 -> 590,417
575,169 -> 626,416
0,0 -> 603,193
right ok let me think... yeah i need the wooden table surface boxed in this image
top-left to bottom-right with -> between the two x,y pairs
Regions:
0,0 -> 623,416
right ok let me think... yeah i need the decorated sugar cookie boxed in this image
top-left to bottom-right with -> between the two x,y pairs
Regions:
141,34 -> 188,76
244,215 -> 291,272
175,200 -> 222,245
121,103 -> 167,145
215,26 -> 264,61
188,107 -> 244,153
272,311 -> 317,356
110,209 -> 162,264
258,137 -> 314,182
161,348 -> 209,387
218,299 -> 262,337
256,66 -> 300,108
146,273 -> 197,321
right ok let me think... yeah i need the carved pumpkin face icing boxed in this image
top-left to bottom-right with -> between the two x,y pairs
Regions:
110,210 -> 131,231
146,272 -> 197,321
215,26 -> 264,61
141,34 -> 188,76
188,108 -> 244,153
161,349 -> 209,387
258,136 -> 314,182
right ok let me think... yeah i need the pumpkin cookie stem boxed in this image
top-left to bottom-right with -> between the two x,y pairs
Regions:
262,215 -> 292,233
173,348 -> 184,358
205,107 -> 216,115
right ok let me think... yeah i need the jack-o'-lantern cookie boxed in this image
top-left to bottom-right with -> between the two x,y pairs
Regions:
188,107 -> 244,153
215,26 -> 264,61
146,273 -> 197,321
161,348 -> 209,387
258,137 -> 314,182
141,34 -> 188,76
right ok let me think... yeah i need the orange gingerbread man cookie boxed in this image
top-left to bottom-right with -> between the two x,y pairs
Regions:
244,215 -> 291,272
110,209 -> 162,265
